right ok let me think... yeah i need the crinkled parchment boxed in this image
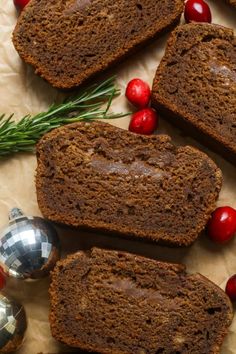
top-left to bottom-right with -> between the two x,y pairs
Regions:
0,1 -> 236,353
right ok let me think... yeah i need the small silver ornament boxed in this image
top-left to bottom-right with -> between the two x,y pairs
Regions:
0,208 -> 60,279
0,293 -> 27,353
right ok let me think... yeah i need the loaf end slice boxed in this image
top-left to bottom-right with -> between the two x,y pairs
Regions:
49,248 -> 233,354
36,121 -> 222,247
151,23 -> 236,165
12,0 -> 184,89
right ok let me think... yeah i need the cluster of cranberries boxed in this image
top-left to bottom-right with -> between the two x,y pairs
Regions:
125,79 -> 158,135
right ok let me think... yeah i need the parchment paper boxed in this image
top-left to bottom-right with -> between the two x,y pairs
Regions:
0,1 -> 236,353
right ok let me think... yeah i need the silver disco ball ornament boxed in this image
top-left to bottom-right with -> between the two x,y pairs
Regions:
0,208 -> 60,279
0,293 -> 27,353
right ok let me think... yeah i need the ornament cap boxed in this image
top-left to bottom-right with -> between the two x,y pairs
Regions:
9,208 -> 24,221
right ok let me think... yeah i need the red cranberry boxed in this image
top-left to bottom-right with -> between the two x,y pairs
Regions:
125,78 -> 151,109
226,275 -> 236,301
0,268 -> 6,290
184,0 -> 212,23
129,108 -> 158,135
13,0 -> 30,11
207,206 -> 236,243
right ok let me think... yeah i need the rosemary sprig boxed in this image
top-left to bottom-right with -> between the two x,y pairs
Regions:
0,77 -> 128,157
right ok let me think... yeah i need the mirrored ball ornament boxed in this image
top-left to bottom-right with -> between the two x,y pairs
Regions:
0,208 -> 60,279
0,293 -> 27,353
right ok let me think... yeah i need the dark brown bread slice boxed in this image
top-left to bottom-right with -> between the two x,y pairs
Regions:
12,0 -> 184,89
49,248 -> 233,354
36,121 -> 222,247
151,23 -> 236,165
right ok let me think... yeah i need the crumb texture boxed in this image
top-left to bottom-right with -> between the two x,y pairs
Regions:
12,0 -> 184,88
49,248 -> 233,354
36,121 -> 222,247
152,23 -> 236,164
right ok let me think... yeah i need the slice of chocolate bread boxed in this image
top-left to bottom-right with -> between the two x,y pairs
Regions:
49,248 -> 233,353
12,0 -> 184,89
36,121 -> 222,247
152,23 -> 236,165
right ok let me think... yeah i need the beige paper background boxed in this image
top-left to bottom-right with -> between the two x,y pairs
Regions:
0,0 -> 236,353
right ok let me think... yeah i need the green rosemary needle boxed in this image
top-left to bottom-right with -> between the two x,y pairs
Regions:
0,77 -> 128,157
